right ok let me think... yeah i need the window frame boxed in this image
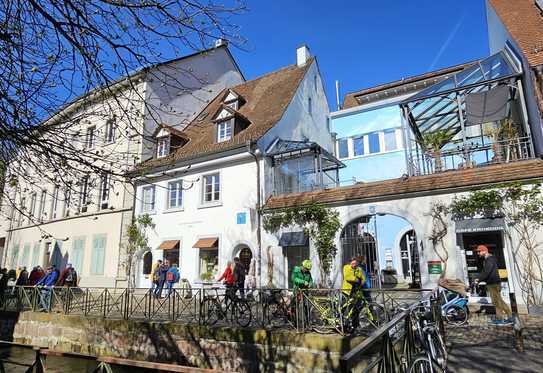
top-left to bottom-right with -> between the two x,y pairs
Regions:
79,176 -> 90,213
337,138 -> 349,159
50,185 -> 60,220
28,192 -> 37,223
141,185 -> 156,213
38,189 -> 47,222
90,234 -> 106,275
104,120 -> 116,144
157,136 -> 170,158
201,173 -> 221,205
85,126 -> 96,149
217,119 -> 233,143
167,180 -> 183,210
99,173 -> 111,210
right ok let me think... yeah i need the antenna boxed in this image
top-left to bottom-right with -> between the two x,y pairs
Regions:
335,80 -> 341,111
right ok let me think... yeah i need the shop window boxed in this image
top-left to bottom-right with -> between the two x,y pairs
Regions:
199,249 -> 218,281
143,251 -> 153,275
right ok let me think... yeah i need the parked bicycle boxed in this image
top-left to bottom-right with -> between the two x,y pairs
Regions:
438,287 -> 469,326
200,286 -> 252,327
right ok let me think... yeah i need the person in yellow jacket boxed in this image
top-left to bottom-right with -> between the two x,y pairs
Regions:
342,258 -> 366,329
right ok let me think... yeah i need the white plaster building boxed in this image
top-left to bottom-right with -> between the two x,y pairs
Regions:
0,45 -> 244,287
132,46 -> 338,288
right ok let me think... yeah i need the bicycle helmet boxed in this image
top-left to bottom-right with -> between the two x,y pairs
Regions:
302,259 -> 312,270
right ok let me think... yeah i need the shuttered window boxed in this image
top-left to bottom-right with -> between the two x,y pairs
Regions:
90,235 -> 106,275
72,237 -> 86,274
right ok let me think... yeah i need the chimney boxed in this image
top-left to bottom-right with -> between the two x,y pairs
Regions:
296,45 -> 311,67
215,38 -> 228,48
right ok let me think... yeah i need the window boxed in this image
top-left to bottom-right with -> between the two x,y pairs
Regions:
384,129 -> 397,151
199,249 -> 218,280
31,243 -> 40,267
226,100 -> 238,110
50,186 -> 60,220
63,185 -> 72,217
314,75 -> 318,92
143,251 -> 153,275
202,173 -> 220,203
217,119 -> 233,142
308,97 -> 312,116
353,136 -> 365,156
104,120 -> 116,143
71,237 -> 85,274
99,173 -> 110,210
28,193 -> 37,223
141,186 -> 156,212
90,234 -> 106,275
368,132 -> 381,154
337,138 -> 349,159
21,243 -> 30,268
38,190 -> 46,221
85,126 -> 96,149
17,197 -> 26,227
79,176 -> 90,213
168,180 -> 183,209
157,137 -> 169,158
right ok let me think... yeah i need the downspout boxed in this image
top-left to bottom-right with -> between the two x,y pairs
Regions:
247,141 -> 262,288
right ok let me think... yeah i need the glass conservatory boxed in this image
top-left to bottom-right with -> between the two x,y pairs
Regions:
400,50 -> 534,175
268,139 -> 344,195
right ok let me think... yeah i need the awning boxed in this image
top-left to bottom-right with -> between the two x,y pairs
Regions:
158,240 -> 179,250
193,237 -> 218,249
455,218 -> 505,233
279,231 -> 308,247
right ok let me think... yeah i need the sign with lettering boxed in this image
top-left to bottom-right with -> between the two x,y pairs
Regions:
427,260 -> 443,274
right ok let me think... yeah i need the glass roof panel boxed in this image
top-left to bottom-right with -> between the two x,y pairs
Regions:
405,51 -> 520,102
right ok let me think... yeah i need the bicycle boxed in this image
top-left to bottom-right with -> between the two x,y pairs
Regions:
407,299 -> 448,373
438,287 -> 469,326
262,288 -> 295,327
200,286 -> 252,327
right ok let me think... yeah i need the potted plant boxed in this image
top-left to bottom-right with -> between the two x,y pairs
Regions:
419,130 -> 454,172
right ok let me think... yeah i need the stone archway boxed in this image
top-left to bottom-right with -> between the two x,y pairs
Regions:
232,241 -> 254,275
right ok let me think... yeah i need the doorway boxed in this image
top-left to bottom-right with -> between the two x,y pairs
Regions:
399,229 -> 421,287
236,246 -> 253,275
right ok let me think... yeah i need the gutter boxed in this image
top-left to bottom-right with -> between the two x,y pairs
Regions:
247,141 -> 263,288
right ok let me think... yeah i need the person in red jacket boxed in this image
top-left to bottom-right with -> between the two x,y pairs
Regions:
217,261 -> 235,299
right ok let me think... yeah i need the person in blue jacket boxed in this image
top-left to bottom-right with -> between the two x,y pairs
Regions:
36,266 -> 58,311
165,263 -> 180,297
355,256 -> 372,302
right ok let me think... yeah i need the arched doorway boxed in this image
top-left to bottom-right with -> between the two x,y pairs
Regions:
233,245 -> 253,275
142,251 -> 153,276
399,229 -> 421,288
341,214 -> 419,288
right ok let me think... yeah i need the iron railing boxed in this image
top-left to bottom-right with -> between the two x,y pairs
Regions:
0,286 -> 430,335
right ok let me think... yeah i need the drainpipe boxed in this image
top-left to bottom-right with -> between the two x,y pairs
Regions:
247,141 -> 262,288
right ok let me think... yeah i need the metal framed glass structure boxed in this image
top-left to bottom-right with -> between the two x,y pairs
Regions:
400,50 -> 534,175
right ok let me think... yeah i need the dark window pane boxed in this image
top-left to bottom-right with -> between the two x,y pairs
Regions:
368,133 -> 380,154
353,137 -> 364,156
338,139 -> 349,159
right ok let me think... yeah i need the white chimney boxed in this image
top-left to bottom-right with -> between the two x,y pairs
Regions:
215,38 -> 228,48
296,45 -> 311,67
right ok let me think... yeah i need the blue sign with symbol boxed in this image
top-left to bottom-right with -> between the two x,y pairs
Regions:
237,212 -> 247,225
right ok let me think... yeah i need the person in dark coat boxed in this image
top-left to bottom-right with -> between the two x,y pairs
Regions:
58,263 -> 78,287
233,257 -> 246,298
0,268 -> 8,306
15,267 -> 29,286
28,266 -> 45,286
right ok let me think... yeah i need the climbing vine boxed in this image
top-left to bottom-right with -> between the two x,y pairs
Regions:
263,203 -> 341,286
427,201 -> 450,279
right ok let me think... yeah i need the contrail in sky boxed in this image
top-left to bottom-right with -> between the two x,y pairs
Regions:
429,14 -> 466,71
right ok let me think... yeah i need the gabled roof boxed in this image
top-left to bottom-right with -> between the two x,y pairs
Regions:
488,0 -> 543,67
342,61 -> 476,109
264,159 -> 543,210
139,58 -> 314,170
152,123 -> 189,140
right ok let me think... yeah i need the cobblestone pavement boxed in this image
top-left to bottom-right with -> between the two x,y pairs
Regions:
447,313 -> 543,373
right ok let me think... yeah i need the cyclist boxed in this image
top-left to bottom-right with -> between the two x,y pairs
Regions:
342,258 -> 365,329
291,259 -> 313,290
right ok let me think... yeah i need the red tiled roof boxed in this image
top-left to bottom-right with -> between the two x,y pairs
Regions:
139,59 -> 313,170
342,61 -> 476,109
264,159 -> 543,210
488,0 -> 543,67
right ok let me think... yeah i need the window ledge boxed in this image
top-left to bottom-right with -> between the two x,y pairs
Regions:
198,201 -> 222,209
163,207 -> 184,214
140,210 -> 157,216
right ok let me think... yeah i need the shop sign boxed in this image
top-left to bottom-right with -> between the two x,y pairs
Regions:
236,212 -> 247,225
427,260 -> 443,274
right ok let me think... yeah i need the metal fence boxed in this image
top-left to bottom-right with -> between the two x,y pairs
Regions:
0,286 -> 430,335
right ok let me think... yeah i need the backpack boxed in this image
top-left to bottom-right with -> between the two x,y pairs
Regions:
65,270 -> 74,283
166,271 -> 175,282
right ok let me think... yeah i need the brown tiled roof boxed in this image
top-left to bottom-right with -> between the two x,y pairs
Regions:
152,123 -> 188,140
342,61 -> 476,109
489,0 -> 543,67
264,159 -> 543,210
140,59 -> 313,170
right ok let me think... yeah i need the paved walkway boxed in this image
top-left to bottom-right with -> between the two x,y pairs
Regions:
447,314 -> 543,373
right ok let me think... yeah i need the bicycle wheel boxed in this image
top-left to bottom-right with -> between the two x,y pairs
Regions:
234,300 -> 252,327
200,297 -> 220,326
366,303 -> 386,328
445,305 -> 469,326
408,354 -> 444,373
427,329 -> 448,371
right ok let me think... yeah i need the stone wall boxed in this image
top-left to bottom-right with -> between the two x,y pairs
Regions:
12,312 -> 365,372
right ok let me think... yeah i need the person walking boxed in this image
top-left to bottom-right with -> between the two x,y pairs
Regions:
233,257 -> 246,299
217,261 -> 235,300
342,258 -> 365,330
36,266 -> 59,311
153,261 -> 168,298
165,263 -> 180,297
475,245 -> 512,325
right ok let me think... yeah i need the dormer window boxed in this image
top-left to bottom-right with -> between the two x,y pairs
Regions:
217,119 -> 233,142
157,136 -> 170,158
224,90 -> 239,110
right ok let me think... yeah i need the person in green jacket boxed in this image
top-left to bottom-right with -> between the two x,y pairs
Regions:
291,259 -> 313,290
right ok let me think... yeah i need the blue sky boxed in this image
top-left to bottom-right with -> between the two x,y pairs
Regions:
230,0 -> 489,110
